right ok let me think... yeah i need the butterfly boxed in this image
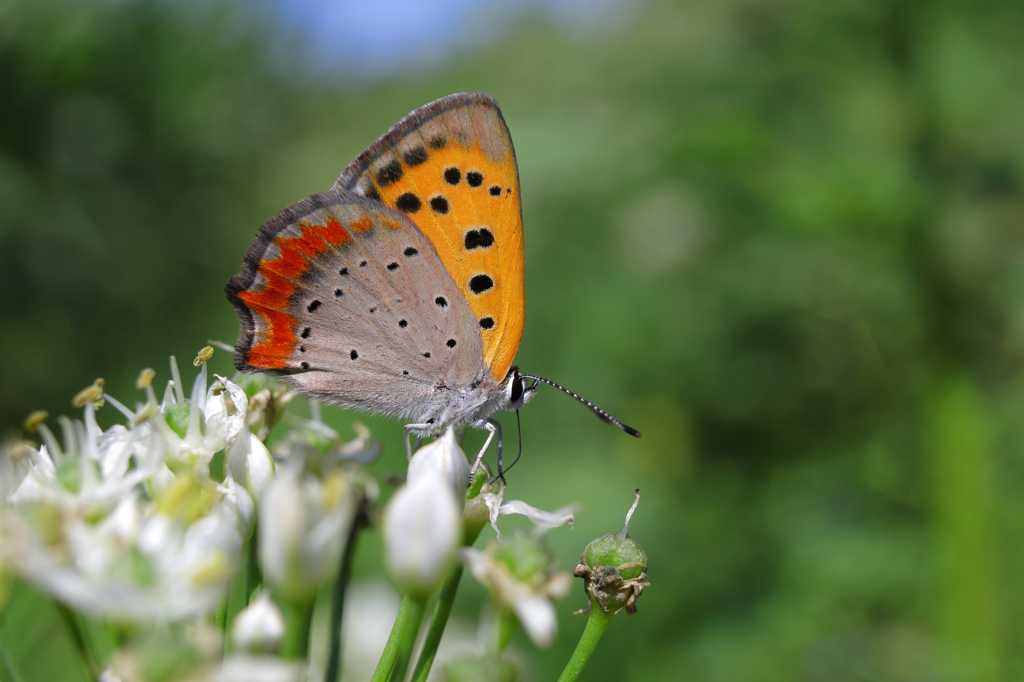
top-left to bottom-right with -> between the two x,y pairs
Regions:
226,93 -> 639,470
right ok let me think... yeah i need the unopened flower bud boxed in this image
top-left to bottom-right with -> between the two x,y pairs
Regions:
574,489 -> 649,615
407,428 -> 468,507
383,470 -> 461,598
232,591 -> 285,654
226,428 -> 275,502
259,463 -> 358,604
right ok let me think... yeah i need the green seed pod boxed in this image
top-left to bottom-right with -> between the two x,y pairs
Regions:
574,489 -> 650,615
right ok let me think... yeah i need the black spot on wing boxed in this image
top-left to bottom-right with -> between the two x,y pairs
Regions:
422,352 -> 431,358
430,196 -> 449,214
446,339 -> 456,348
307,300 -> 321,313
467,171 -> 483,187
350,349 -> 359,360
301,361 -> 310,369
480,317 -> 495,329
404,247 -> 418,257
444,167 -> 461,185
402,146 -> 428,166
489,185 -> 501,196
339,267 -> 349,276
399,319 -> 408,328
301,327 -> 311,339
396,193 -> 421,213
464,229 -> 494,250
375,160 -> 403,187
387,262 -> 399,271
435,296 -> 448,308
469,274 -> 493,294
334,289 -> 343,297
364,186 -> 382,202
428,135 -> 447,149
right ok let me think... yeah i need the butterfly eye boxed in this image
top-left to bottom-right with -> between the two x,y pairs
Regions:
510,375 -> 525,404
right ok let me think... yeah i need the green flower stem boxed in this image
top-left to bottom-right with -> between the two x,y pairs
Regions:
220,548 -> 251,652
494,609 -> 517,654
279,598 -> 316,660
55,603 -> 101,679
370,594 -> 426,682
247,532 -> 263,600
324,507 -> 364,682
390,595 -> 427,682
408,565 -> 464,682
557,604 -> 616,682
408,518 -> 486,682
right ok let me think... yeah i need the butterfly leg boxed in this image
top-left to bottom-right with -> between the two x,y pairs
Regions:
485,419 -> 507,485
404,423 -> 433,461
469,419 -> 497,478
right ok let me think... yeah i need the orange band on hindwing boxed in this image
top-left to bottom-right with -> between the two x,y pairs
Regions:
233,215 -> 351,369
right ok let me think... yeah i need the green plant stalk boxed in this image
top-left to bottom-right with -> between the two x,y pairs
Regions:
324,509 -> 363,682
371,595 -> 412,682
494,609 -> 517,654
408,519 -> 485,682
390,596 -> 426,682
220,541 -> 252,653
370,594 -> 426,682
279,598 -> 316,660
55,603 -> 101,679
408,566 -> 464,682
557,604 -> 616,682
247,532 -> 262,600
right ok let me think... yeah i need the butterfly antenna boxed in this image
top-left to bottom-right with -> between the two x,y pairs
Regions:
519,373 -> 642,438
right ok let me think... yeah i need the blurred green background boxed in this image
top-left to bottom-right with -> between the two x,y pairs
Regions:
3,0 -> 1024,679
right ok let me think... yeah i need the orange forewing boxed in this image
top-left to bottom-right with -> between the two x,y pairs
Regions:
335,94 -> 525,382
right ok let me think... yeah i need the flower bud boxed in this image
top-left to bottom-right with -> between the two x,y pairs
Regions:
225,428 -> 275,502
232,591 -> 285,654
259,462 -> 358,603
383,470 -> 461,598
407,428 -> 468,508
574,490 -> 649,615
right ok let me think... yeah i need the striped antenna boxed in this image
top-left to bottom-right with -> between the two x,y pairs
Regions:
519,373 -> 641,438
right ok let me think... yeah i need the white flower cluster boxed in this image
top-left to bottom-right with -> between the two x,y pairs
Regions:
0,353 -> 583,682
0,357 -> 268,622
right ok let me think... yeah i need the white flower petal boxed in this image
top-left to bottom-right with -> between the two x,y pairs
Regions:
499,501 -> 575,531
511,592 -> 559,648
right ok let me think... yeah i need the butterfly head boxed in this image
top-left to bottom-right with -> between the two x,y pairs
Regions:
504,366 -> 537,411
